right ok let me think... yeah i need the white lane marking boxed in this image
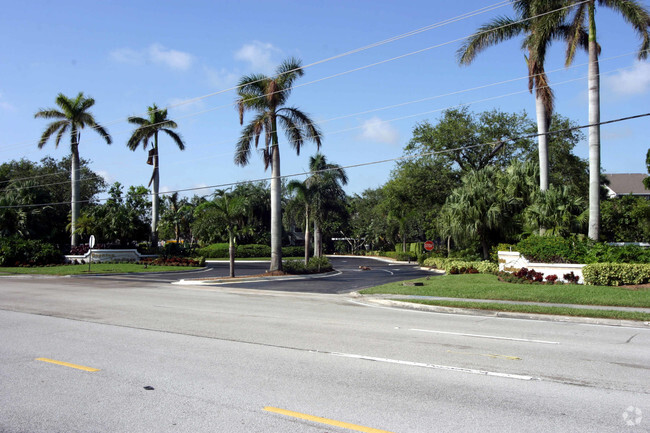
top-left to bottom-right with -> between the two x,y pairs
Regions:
409,328 -> 560,345
380,270 -> 394,275
324,351 -> 536,381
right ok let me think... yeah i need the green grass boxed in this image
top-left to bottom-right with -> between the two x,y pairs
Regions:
400,300 -> 650,322
361,273 -> 650,308
0,263 -> 201,276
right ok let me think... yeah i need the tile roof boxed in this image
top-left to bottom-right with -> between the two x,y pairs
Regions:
604,173 -> 649,196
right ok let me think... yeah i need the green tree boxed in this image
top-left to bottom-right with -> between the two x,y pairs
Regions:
563,0 -> 650,240
235,57 -> 323,271
127,104 -> 186,247
304,154 -> 348,257
195,191 -> 249,277
524,185 -> 586,236
286,179 -> 315,265
34,92 -> 112,246
644,149 -> 650,190
405,107 -> 535,173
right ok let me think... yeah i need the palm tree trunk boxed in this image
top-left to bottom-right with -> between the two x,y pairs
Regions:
229,233 -> 235,278
535,93 -> 549,192
313,220 -> 322,258
151,142 -> 160,248
70,137 -> 80,247
587,2 -> 600,241
269,119 -> 283,271
304,206 -> 310,266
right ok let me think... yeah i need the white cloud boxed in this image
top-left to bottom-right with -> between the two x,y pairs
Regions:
96,170 -> 115,183
167,96 -> 206,113
109,47 -> 143,64
110,44 -> 193,71
0,93 -> 15,111
235,41 -> 282,74
602,127 -> 634,141
203,66 -> 238,89
360,117 -> 400,145
607,62 -> 650,96
149,44 -> 193,71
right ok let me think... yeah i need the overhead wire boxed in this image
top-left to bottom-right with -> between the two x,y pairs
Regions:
0,1 -> 587,156
1,57 -> 640,192
0,1 -> 512,153
2,111 -> 648,209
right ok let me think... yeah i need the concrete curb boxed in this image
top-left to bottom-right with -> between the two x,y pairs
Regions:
174,270 -> 342,286
349,294 -> 650,328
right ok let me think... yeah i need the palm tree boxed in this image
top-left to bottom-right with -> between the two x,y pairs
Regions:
286,180 -> 314,265
127,104 -> 186,247
524,185 -> 586,236
563,0 -> 650,240
235,57 -> 323,271
305,154 -> 348,257
458,0 -> 581,193
196,191 -> 249,277
35,92 -> 112,246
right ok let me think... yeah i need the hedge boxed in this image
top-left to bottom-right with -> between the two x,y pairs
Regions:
0,237 -> 62,266
583,263 -> 650,286
422,257 -> 498,274
516,235 -> 650,264
195,243 -> 308,259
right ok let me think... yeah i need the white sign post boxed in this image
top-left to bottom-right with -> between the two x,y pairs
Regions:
88,235 -> 96,272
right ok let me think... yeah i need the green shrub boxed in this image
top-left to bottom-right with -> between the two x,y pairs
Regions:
382,251 -> 416,261
237,244 -> 271,258
195,243 -> 229,258
282,256 -> 332,274
516,235 -> 588,264
0,237 -> 62,266
282,246 -> 306,257
422,257 -> 497,274
583,263 -> 650,286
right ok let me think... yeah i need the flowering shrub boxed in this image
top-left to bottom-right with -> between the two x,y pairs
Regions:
139,256 -> 204,267
545,274 -> 558,283
563,272 -> 580,284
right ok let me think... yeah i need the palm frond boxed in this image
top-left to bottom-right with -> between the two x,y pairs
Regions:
37,120 -> 67,148
457,16 -> 526,65
564,3 -> 587,66
278,107 -> 323,150
162,129 -> 185,151
34,109 -> 66,120
601,0 -> 650,59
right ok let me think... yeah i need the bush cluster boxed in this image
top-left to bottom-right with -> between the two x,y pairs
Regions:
139,256 -> 204,267
194,243 -> 306,259
515,235 -> 650,264
498,268 -> 579,285
582,263 -> 650,286
282,256 -> 333,274
422,257 -> 498,274
0,237 -> 62,267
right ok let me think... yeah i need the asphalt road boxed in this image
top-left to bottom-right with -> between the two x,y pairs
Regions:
70,256 -> 432,293
0,257 -> 648,432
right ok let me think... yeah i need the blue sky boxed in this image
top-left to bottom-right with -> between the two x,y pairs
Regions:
1,0 -> 648,198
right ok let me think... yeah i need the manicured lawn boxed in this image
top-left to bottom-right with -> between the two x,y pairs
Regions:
0,263 -> 202,276
361,273 -> 650,308
400,300 -> 650,321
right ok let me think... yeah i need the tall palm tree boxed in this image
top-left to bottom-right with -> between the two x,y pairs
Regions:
236,57 -> 323,271
563,0 -> 650,240
458,0 -> 581,193
305,153 -> 348,258
35,92 -> 112,246
127,104 -> 186,247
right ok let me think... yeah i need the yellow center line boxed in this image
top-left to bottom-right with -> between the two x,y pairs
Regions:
264,407 -> 394,433
35,358 -> 100,372
446,350 -> 521,360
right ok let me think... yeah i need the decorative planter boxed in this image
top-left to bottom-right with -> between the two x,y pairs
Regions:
65,249 -> 155,264
498,251 -> 586,284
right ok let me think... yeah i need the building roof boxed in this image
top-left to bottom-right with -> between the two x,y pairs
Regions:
604,173 -> 649,197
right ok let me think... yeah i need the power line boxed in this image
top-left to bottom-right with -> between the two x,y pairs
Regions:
1,59 -> 639,191
2,111 -> 647,210
0,1 -> 511,153
1,1 -> 586,155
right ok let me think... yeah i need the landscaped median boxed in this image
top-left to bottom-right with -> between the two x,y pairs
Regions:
0,263 -> 203,276
359,273 -> 650,322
